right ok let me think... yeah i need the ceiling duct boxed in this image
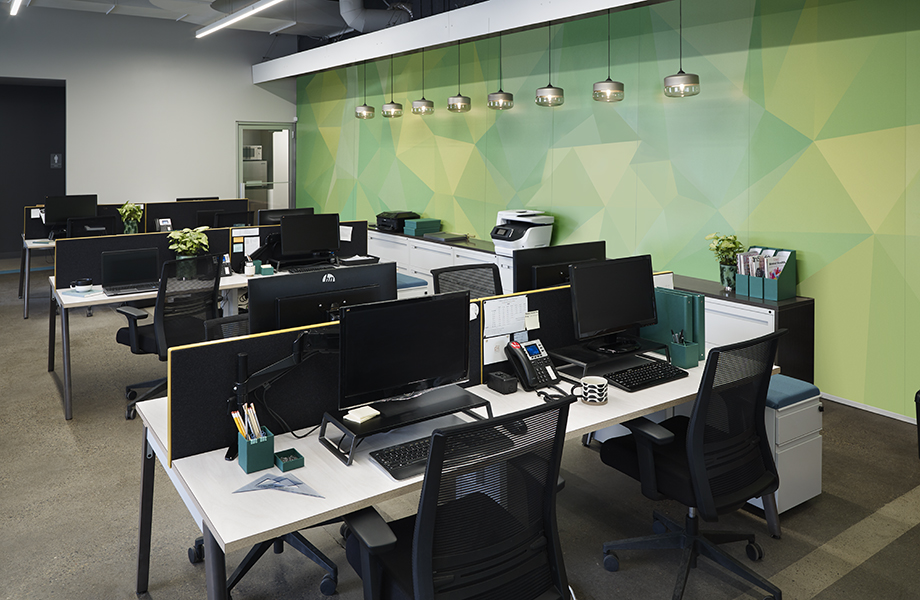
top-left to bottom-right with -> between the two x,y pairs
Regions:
340,0 -> 412,34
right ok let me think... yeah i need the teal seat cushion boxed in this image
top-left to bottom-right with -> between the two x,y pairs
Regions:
396,273 -> 426,289
766,374 -> 820,410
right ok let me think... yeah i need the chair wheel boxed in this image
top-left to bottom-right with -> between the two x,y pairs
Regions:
319,574 -> 337,595
652,519 -> 668,534
126,389 -> 137,401
746,541 -> 764,561
603,551 -> 620,572
126,406 -> 137,420
188,541 -> 204,564
339,522 -> 350,539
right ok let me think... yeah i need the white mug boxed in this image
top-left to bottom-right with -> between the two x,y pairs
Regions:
574,375 -> 608,405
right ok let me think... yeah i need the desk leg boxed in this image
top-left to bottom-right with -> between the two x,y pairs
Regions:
203,523 -> 229,600
136,429 -> 155,595
48,292 -> 57,373
19,244 -> 26,299
23,246 -> 31,319
61,306 -> 73,420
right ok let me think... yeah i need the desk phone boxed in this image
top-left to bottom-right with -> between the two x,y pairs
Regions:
505,339 -> 560,391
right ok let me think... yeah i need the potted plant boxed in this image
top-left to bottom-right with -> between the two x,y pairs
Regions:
705,232 -> 745,291
168,226 -> 210,279
117,201 -> 143,234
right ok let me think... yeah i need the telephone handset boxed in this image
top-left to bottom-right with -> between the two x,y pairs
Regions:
504,339 -> 560,392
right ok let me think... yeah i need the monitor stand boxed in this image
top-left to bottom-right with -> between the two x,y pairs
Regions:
318,385 -> 493,465
587,334 -> 641,355
549,336 -> 669,381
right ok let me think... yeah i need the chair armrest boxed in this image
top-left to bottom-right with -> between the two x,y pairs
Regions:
622,417 -> 675,501
343,507 -> 397,555
116,306 -> 149,354
116,305 -> 149,321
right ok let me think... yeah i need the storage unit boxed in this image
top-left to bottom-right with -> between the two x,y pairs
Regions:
749,375 -> 823,513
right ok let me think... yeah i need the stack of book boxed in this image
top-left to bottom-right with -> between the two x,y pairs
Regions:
403,218 -> 441,237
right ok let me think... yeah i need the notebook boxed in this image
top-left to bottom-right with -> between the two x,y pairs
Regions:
101,247 -> 160,296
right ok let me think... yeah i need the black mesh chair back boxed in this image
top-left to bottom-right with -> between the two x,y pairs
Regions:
431,263 -> 502,298
411,399 -> 573,600
688,330 -> 783,521
204,314 -> 250,341
153,255 -> 221,360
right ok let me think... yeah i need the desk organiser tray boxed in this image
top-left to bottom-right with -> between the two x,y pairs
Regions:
318,386 -> 492,466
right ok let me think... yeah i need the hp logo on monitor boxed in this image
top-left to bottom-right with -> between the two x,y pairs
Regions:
322,273 -> 336,283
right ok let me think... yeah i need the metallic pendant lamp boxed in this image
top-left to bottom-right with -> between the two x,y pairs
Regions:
593,9 -> 625,102
488,33 -> 514,110
663,0 -> 700,97
411,50 -> 434,115
382,56 -> 403,118
536,23 -> 564,107
355,60 -> 375,119
448,42 -> 472,113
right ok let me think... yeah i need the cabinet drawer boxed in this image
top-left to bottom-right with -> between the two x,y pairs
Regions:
453,248 -> 496,266
368,233 -> 409,266
774,397 -> 822,446
704,297 -> 775,347
408,241 -> 454,272
774,433 -> 822,512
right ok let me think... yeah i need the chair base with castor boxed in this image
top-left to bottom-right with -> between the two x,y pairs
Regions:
603,508 -> 781,600
188,531 -> 338,596
124,377 -> 166,420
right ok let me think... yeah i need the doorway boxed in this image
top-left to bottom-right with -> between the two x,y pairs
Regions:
237,122 -> 295,212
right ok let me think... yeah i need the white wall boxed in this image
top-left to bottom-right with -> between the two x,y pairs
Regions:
0,10 -> 296,205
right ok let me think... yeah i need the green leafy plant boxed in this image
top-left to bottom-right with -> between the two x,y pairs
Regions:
705,232 -> 745,266
117,201 -> 143,223
168,226 -> 210,256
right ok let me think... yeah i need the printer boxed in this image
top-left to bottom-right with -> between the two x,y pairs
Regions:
490,210 -> 554,257
376,211 -> 420,233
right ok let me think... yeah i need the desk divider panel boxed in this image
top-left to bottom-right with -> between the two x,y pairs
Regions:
24,203 -> 144,239
54,229 -> 231,286
144,198 -> 249,233
229,225 -> 277,271
339,220 -> 368,257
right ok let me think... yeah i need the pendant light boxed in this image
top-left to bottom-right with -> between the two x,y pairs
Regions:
593,9 -> 625,102
536,23 -> 564,107
663,0 -> 700,97
487,33 -> 514,110
447,42 -> 472,113
382,56 -> 403,118
355,60 -> 375,119
411,49 -> 434,115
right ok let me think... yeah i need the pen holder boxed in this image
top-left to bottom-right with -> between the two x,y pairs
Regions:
669,342 -> 699,369
252,259 -> 262,275
238,427 -> 274,474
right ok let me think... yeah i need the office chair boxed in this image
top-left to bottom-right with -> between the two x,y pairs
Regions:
431,263 -> 502,298
599,330 -> 786,600
343,398 -> 575,600
115,255 -> 221,419
203,314 -> 250,340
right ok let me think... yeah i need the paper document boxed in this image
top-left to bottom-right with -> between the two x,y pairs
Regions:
243,236 -> 260,257
340,225 -> 353,242
483,296 -> 528,337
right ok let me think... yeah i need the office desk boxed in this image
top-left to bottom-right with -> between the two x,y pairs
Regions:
47,273 -> 249,420
21,236 -> 55,319
134,363 -> 706,600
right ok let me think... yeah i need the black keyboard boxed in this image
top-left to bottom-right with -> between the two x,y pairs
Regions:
103,282 -> 159,296
285,263 -> 335,274
370,428 -> 515,480
604,360 -> 689,393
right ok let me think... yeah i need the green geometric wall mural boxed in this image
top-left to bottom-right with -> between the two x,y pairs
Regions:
297,0 -> 920,419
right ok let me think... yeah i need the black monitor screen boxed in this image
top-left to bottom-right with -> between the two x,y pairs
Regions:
247,262 -> 397,334
512,241 -> 606,292
280,213 -> 340,257
339,291 -> 471,411
256,207 -> 315,225
196,210 -> 222,227
214,211 -> 253,228
569,255 -> 658,342
44,195 -> 97,227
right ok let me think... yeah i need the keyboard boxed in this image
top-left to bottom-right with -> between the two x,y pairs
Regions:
103,282 -> 159,296
370,428 -> 515,481
285,262 -> 336,274
604,360 -> 689,393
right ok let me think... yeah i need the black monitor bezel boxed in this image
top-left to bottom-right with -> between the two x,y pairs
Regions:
512,241 -> 607,293
569,255 -> 658,342
256,207 -> 315,226
214,211 -> 253,228
280,213 -> 340,257
44,195 -> 98,227
338,291 -> 471,412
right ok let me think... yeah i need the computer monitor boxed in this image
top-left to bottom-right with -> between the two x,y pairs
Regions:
338,291 -> 471,412
44,195 -> 98,229
246,262 -> 397,334
512,241 -> 606,292
176,196 -> 219,202
214,211 -> 253,228
196,209 -> 222,227
256,207 -> 315,226
280,213 -> 340,258
66,215 -> 117,238
568,255 -> 658,354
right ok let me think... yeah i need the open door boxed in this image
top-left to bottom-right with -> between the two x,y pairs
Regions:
237,122 -> 294,212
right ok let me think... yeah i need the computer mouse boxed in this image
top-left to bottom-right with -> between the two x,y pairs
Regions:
503,419 -> 527,435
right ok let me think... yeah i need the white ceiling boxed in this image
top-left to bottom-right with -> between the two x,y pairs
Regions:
6,0 -> 355,38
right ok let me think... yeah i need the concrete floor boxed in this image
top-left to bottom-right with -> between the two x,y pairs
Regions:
3,268 -> 920,600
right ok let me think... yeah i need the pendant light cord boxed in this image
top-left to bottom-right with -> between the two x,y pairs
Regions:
607,9 -> 611,79
498,33 -> 503,90
389,55 -> 394,102
548,23 -> 553,85
421,50 -> 426,96
679,0 -> 684,72
363,61 -> 367,104
457,42 -> 462,94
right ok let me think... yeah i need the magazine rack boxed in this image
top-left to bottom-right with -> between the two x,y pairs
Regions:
735,248 -> 797,301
